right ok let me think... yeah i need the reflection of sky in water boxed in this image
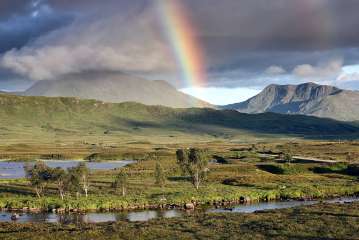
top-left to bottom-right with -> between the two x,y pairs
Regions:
0,160 -> 135,179
81,213 -> 118,223
1,198 -> 358,224
0,210 -> 182,224
162,210 -> 182,218
209,197 -> 359,213
127,211 -> 158,222
213,201 -> 316,213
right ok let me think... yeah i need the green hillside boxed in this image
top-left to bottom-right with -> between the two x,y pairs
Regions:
1,93 -> 358,141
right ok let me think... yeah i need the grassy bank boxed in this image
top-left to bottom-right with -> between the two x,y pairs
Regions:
1,202 -> 359,239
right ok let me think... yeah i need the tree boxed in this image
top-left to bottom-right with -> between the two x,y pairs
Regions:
176,149 -> 190,176
284,152 -> 293,164
24,162 -> 52,198
113,170 -> 128,196
66,166 -> 82,199
51,167 -> 67,200
176,148 -> 209,190
155,162 -> 166,188
76,163 -> 90,198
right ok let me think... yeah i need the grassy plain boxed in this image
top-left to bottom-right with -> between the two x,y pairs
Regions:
0,140 -> 358,211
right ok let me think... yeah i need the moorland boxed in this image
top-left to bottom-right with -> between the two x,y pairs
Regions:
0,93 -> 359,239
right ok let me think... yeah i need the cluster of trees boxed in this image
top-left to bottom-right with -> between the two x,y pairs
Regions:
111,148 -> 208,197
25,148 -> 209,199
112,170 -> 128,196
24,162 -> 90,199
176,148 -> 209,190
112,162 -> 167,197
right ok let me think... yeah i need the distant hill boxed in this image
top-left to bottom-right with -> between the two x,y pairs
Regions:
0,93 -> 358,139
224,82 -> 359,121
22,72 -> 212,108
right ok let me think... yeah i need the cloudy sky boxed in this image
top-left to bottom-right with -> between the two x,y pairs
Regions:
1,0 -> 359,104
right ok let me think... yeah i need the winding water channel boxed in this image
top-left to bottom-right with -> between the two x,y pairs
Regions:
1,197 -> 358,223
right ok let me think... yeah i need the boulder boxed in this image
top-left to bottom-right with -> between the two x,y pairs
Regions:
11,213 -> 20,221
185,203 -> 195,210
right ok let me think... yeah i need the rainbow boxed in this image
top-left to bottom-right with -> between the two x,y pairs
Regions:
156,0 -> 207,87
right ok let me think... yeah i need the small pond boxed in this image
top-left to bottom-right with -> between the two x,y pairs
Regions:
0,160 -> 135,179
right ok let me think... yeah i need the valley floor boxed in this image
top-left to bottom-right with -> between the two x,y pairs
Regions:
0,141 -> 359,212
0,139 -> 358,240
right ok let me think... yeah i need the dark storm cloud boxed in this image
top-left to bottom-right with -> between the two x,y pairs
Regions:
0,0 -> 29,20
182,0 -> 359,72
0,0 -> 74,53
1,0 -> 359,90
190,0 -> 359,50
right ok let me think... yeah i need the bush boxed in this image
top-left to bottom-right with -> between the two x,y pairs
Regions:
257,164 -> 307,175
347,164 -> 359,176
312,162 -> 348,173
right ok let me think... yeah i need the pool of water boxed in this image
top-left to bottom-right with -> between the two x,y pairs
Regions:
0,210 -> 182,224
1,197 -> 358,224
0,160 -> 135,179
209,196 -> 359,213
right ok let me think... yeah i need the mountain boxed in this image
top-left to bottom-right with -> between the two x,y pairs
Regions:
22,72 -> 211,108
224,82 -> 359,121
0,93 -> 358,139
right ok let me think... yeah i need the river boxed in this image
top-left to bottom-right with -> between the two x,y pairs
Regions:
1,196 -> 358,223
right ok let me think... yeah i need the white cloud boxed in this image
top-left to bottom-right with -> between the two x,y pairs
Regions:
336,64 -> 359,83
0,7 -> 178,81
292,58 -> 343,79
265,65 -> 286,75
337,73 -> 359,82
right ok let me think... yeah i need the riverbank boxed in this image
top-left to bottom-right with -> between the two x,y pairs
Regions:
1,184 -> 359,214
1,202 -> 359,239
2,196 -> 359,224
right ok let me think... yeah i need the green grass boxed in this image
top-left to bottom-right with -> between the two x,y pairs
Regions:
1,149 -> 359,211
1,93 -> 359,146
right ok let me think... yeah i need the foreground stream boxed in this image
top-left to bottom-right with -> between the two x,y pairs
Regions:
1,197 -> 358,224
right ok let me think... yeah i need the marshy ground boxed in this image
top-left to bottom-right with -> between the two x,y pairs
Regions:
0,139 -> 358,239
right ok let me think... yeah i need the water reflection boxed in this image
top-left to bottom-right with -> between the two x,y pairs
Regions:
1,197 -> 358,224
209,200 -> 316,213
210,196 -> 359,213
127,211 -> 158,222
0,210 -> 182,224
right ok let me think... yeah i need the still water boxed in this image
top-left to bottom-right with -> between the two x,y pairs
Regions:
209,196 -> 359,213
1,197 -> 358,223
0,210 -> 182,223
0,160 -> 135,179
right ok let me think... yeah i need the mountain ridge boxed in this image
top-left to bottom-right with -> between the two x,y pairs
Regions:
224,82 -> 359,121
21,72 -> 212,109
0,93 -> 358,139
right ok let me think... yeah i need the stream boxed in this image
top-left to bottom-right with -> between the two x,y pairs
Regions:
1,196 -> 358,223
